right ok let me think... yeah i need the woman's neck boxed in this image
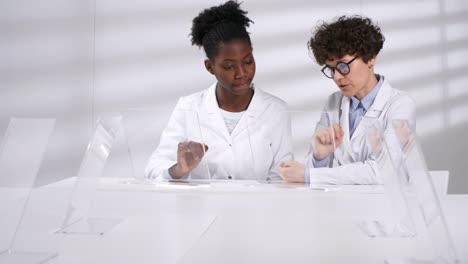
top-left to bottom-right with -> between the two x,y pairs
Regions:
216,87 -> 254,112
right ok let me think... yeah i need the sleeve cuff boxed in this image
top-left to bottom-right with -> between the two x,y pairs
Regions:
304,167 -> 310,184
312,155 -> 330,168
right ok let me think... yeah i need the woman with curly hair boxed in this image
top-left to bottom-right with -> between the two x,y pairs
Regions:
279,16 -> 416,185
146,1 -> 292,181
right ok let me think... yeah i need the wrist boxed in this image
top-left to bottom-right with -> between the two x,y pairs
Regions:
313,152 -> 327,161
169,164 -> 189,178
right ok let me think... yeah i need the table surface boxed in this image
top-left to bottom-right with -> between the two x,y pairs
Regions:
2,177 -> 467,264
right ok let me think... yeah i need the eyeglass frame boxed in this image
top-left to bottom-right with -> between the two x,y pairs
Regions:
321,56 -> 358,79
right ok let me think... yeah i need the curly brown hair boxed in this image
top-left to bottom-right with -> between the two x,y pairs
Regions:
308,15 -> 385,65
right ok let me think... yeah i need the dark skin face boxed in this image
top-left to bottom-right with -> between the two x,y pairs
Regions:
204,38 -> 256,112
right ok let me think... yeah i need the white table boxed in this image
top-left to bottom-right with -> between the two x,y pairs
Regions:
4,178 -> 467,264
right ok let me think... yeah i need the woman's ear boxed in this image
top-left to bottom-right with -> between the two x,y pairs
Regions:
368,56 -> 377,68
204,59 -> 214,75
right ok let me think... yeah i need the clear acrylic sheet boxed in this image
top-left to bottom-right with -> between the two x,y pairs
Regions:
289,109 -> 321,163
229,108 -> 271,182
388,119 -> 459,263
99,107 -> 173,183
55,115 -> 122,235
276,109 -> 322,189
120,108 -> 170,180
152,106 -> 278,187
141,104 -> 306,187
310,110 -> 340,168
206,108 -> 292,186
101,108 -> 212,189
349,117 -> 459,263
99,107 -> 176,183
142,109 -> 212,189
317,116 -> 426,262
354,117 -> 417,238
302,110 -> 340,189
0,118 -> 57,263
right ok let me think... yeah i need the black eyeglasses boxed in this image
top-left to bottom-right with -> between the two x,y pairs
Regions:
321,56 -> 358,79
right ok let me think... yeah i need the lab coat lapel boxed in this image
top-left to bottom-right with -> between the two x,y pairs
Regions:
366,80 -> 392,120
339,96 -> 351,146
342,80 -> 392,165
230,87 -> 260,139
350,79 -> 391,139
334,95 -> 352,165
203,83 -> 231,141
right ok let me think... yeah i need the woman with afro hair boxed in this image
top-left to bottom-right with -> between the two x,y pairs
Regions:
279,16 -> 416,186
146,1 -> 293,181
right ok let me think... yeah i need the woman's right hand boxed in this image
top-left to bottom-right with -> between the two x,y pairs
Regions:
169,141 -> 208,178
313,124 -> 343,161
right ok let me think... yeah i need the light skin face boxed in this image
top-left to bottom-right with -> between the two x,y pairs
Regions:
327,54 -> 378,100
204,38 -> 256,112
169,39 -> 256,179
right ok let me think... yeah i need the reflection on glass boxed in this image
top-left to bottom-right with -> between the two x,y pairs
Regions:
352,117 -> 459,263
302,110 -> 339,172
56,115 -> 122,235
391,119 -> 459,263
146,106 -> 294,185
121,108 -> 172,180
145,109 -> 211,182
350,117 -> 416,238
0,118 -> 57,263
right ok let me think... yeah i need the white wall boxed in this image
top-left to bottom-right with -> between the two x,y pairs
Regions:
0,0 -> 95,186
1,0 -> 467,193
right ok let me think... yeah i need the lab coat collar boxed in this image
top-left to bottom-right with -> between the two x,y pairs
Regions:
349,78 -> 392,141
203,83 -> 262,139
366,78 -> 392,117
204,83 -> 262,117
205,83 -> 220,114
337,77 -> 392,162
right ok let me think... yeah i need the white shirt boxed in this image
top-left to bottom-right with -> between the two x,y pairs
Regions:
219,108 -> 244,134
145,83 -> 293,181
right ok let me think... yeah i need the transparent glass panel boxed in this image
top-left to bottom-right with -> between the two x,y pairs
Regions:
390,119 -> 459,263
208,107 -> 293,185
346,117 -> 460,263
299,110 -> 340,188
354,117 -> 417,238
174,109 -> 210,181
120,108 -> 170,180
145,109 -> 211,188
99,108 -> 171,182
56,115 -> 122,235
148,106 -> 293,186
272,109 -> 320,189
290,109 -> 320,162
311,110 -> 339,168
0,118 -> 57,263
228,109 -> 270,182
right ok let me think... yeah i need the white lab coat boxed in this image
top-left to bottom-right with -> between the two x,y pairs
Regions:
145,83 -> 293,181
305,78 -> 416,185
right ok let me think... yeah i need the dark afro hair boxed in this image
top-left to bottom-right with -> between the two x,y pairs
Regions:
308,15 -> 385,65
190,0 -> 253,59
